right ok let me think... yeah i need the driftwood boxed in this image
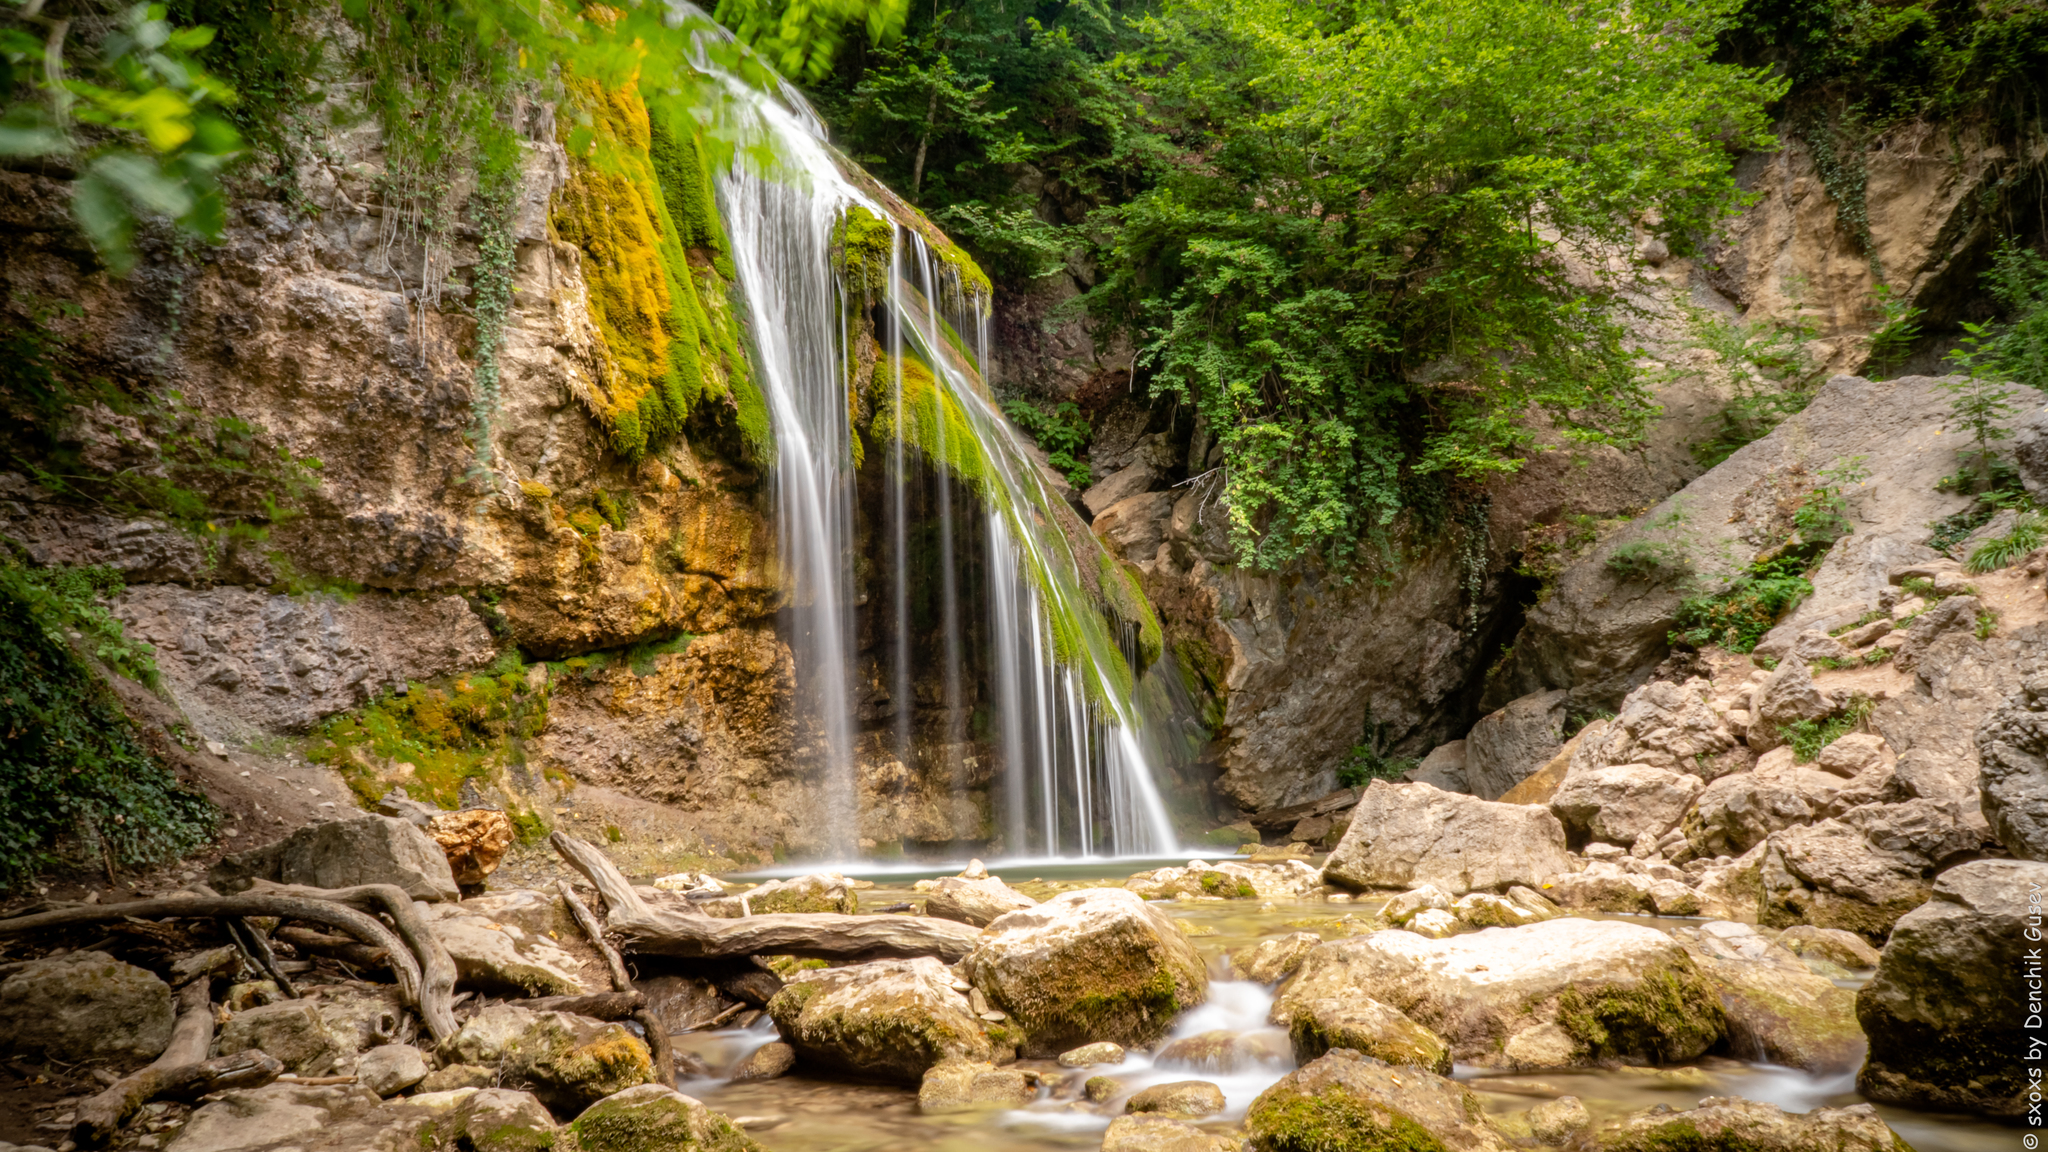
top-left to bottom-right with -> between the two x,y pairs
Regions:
193,883 -> 297,997
550,833 -> 983,962
521,990 -> 645,1020
244,881 -> 458,1043
274,926 -> 389,970
72,982 -> 284,1145
557,880 -> 676,1085
0,894 -> 425,1017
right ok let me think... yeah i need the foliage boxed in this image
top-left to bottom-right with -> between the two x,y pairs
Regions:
1336,709 -> 1415,788
1681,304 -> 1820,468
1001,396 -> 1092,486
0,1 -> 244,273
0,564 -> 216,887
1516,513 -> 1607,594
307,654 -> 548,809
1782,693 -> 1873,763
1791,456 -> 1869,546
714,0 -> 907,83
1967,511 -> 2045,575
0,561 -> 159,685
1939,239 -> 2047,488
1071,0 -> 1779,569
1863,284 -> 1922,377
1671,558 -> 1813,654
1606,540 -> 1695,585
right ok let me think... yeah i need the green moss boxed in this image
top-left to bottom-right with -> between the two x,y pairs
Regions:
835,205 -> 895,301
1285,1012 -> 1451,1075
571,1090 -> 761,1152
306,657 -> 548,810
1247,1086 -> 1451,1152
1555,966 -> 1726,1064
473,1122 -> 556,1152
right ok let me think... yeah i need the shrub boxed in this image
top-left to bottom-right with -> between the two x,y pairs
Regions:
1967,512 -> 2045,574
1671,562 -> 1813,654
1782,696 -> 1875,764
1606,540 -> 1695,584
1001,398 -> 1093,487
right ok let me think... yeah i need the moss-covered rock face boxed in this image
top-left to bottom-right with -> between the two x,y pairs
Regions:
445,1005 -> 656,1116
1244,1050 -> 1512,1152
1280,997 -> 1452,1074
1274,919 -> 1724,1069
766,955 -> 992,1084
965,888 -> 1209,1057
570,1083 -> 764,1152
1578,1095 -> 1909,1152
1673,922 -> 1863,1074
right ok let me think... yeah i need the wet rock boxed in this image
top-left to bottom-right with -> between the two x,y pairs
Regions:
1464,689 -> 1568,799
1775,925 -> 1880,970
918,1061 -> 1034,1112
1672,922 -> 1862,1073
1277,996 -> 1451,1072
1759,820 -> 1931,939
1323,780 -> 1571,896
1542,861 -> 1658,914
1126,1080 -> 1225,1117
728,1041 -> 795,1082
1858,858 -> 2048,1115
1059,1041 -> 1127,1067
1085,1074 -> 1123,1102
1229,932 -> 1321,984
1126,859 -> 1321,901
1274,918 -> 1723,1068
446,1004 -> 655,1115
768,955 -> 991,1083
1549,763 -> 1704,849
706,873 -> 859,917
356,1044 -> 429,1097
425,895 -> 594,996
924,875 -> 1037,927
1574,1096 -> 1906,1152
570,1083 -> 764,1151
1451,892 -> 1545,927
215,1001 -> 352,1075
1406,908 -> 1459,937
1245,1049 -> 1511,1152
209,814 -> 460,903
427,809 -> 516,885
1977,673 -> 2048,859
1099,1114 -> 1236,1152
966,888 -> 1208,1057
1381,882 -> 1455,924
1155,1029 -> 1286,1073
1528,1095 -> 1590,1145
0,950 -> 174,1063
442,1088 -> 563,1152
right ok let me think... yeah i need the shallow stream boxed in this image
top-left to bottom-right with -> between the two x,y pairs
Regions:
671,859 -> 2008,1152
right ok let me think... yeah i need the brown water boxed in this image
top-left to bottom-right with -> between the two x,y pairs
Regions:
674,859 -> 2009,1152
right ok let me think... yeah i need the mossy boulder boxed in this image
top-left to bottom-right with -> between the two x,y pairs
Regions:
0,950 -> 175,1065
964,888 -> 1208,1057
1575,1096 -> 1910,1152
1230,932 -> 1322,984
766,955 -> 991,1084
1127,1079 -> 1226,1117
1244,1049 -> 1513,1152
924,875 -> 1037,927
570,1083 -> 763,1152
1274,919 -> 1723,1069
446,1005 -> 655,1116
1673,922 -> 1863,1074
1277,997 -> 1451,1073
916,1061 -> 1034,1112
705,873 -> 858,917
442,1087 -> 560,1152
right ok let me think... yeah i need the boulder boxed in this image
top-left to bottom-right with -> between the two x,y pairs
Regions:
1573,1097 -> 1906,1152
1126,1080 -> 1225,1117
1323,780 -> 1571,895
1548,763 -> 1704,848
923,875 -> 1037,927
1406,908 -> 1459,937
1581,679 -> 1744,779
356,1044 -> 429,1097
425,897 -> 594,996
216,1001 -> 352,1075
705,873 -> 858,917
729,1041 -> 795,1082
2018,401 -> 2048,498
1978,673 -> 2048,859
1791,629 -> 1853,664
917,1061 -> 1034,1112
1814,733 -> 1889,778
1748,659 -> 1835,753
1382,882 -> 1456,924
1450,892 -> 1546,928
1126,859 -> 1322,901
444,1088 -> 563,1152
0,951 -> 174,1064
570,1083 -> 764,1152
445,1004 -> 655,1115
1891,595 -> 1985,674
1155,1029 -> 1287,1073
419,1064 -> 496,1093
1273,919 -> 1723,1068
1858,858 -> 2048,1115
1685,770 -> 1814,858
1464,690 -> 1567,799
1774,925 -> 1880,970
1528,1096 -> 1591,1145
966,888 -> 1208,1057
1100,1115 -> 1236,1152
427,809 -> 516,886
1229,932 -> 1321,984
1759,821 -> 1931,940
163,1083 -> 393,1152
1058,1041 -> 1126,1067
1244,1050 -> 1511,1152
1406,740 -> 1470,793
1694,843 -> 1768,923
1276,996 -> 1451,1072
1838,797 -> 1983,868
209,814 -> 460,903
767,956 -> 991,1083
1672,922 -> 1863,1073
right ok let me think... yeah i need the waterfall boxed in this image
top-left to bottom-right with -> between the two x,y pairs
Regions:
692,23 -> 1178,860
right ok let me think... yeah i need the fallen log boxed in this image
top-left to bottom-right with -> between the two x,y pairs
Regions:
520,990 -> 645,1020
244,881 -> 458,1043
72,981 -> 283,1145
549,833 -> 984,963
274,926 -> 388,970
0,895 -> 423,1016
558,880 -> 676,1085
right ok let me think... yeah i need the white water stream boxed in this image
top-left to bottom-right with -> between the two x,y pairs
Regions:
692,18 -> 1176,859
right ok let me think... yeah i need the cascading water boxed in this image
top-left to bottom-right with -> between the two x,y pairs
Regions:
692,22 -> 1177,859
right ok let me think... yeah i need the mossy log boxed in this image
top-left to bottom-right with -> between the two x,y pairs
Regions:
551,833 -> 984,962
